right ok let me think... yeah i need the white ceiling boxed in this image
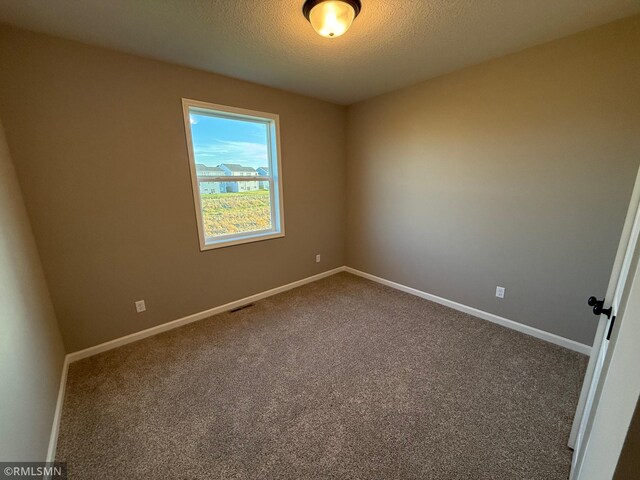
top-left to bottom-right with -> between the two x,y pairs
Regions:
1,0 -> 639,104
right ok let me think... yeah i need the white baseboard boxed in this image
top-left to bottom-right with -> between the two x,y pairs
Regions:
345,267 -> 592,356
49,263 -> 590,459
66,266 -> 346,364
46,355 -> 69,464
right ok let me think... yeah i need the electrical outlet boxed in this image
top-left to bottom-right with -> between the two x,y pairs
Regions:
316,254 -> 321,263
495,286 -> 505,299
135,300 -> 146,313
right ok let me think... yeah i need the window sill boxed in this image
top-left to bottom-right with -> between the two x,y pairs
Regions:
200,230 -> 284,251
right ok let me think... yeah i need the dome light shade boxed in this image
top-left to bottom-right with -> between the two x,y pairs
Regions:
303,0 -> 362,38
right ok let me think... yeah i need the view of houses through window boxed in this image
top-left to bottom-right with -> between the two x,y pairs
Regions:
183,100 -> 284,250
195,163 -> 273,238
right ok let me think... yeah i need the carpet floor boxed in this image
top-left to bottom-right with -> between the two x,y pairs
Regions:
56,273 -> 587,479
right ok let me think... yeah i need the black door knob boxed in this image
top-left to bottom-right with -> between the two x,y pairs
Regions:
587,296 -> 612,319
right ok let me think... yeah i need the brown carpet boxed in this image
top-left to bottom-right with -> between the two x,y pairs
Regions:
56,273 -> 587,479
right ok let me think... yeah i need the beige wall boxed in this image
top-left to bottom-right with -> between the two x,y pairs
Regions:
0,117 -> 65,460
2,16 -> 640,354
346,15 -> 640,346
0,26 -> 347,352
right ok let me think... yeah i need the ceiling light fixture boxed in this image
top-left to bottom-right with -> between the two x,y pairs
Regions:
302,0 -> 362,38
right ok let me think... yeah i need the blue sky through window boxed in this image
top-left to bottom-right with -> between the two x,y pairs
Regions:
189,112 -> 269,169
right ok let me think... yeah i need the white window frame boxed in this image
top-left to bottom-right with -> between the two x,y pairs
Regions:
182,99 -> 285,251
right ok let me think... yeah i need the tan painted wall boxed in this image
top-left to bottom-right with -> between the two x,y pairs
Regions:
0,116 -> 65,460
0,26 -> 347,352
346,15 -> 640,346
2,16 -> 640,353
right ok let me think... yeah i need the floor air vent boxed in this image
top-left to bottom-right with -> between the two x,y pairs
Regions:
230,303 -> 254,313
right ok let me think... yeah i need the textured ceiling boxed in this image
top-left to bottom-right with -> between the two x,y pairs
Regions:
1,0 -> 639,104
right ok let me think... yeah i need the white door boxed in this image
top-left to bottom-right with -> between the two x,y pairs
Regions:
569,165 -> 640,478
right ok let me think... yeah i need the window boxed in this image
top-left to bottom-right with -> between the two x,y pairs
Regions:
182,99 -> 285,250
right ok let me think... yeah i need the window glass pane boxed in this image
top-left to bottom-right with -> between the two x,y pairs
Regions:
189,111 -> 270,172
199,181 -> 273,240
186,103 -> 281,247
